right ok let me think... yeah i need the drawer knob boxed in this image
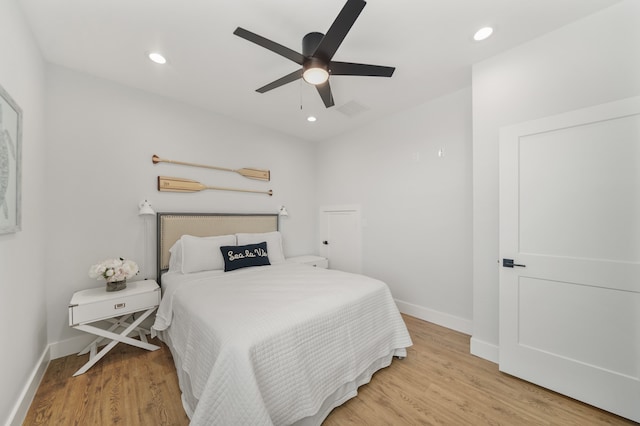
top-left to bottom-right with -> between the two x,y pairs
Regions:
114,303 -> 126,309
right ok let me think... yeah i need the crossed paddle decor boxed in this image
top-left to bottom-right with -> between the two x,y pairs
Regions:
153,154 -> 272,196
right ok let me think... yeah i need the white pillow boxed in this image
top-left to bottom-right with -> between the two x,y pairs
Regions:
236,231 -> 285,264
168,240 -> 183,273
177,234 -> 237,274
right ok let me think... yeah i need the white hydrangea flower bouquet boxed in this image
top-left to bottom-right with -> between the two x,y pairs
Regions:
88,257 -> 139,283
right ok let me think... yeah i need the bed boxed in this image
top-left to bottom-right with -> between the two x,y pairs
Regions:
152,213 -> 412,425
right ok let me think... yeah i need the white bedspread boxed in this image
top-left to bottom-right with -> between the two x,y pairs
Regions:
152,263 -> 412,425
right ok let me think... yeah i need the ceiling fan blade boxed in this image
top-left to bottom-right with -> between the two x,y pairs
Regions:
316,81 -> 335,108
329,61 -> 395,77
256,69 -> 303,93
313,0 -> 366,62
234,27 -> 305,65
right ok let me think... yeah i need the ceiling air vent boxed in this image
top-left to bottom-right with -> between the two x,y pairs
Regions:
336,100 -> 369,118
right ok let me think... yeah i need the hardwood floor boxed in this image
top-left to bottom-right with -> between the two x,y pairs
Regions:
23,336 -> 188,426
24,315 -> 635,425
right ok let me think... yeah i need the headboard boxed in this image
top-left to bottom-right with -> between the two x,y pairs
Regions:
156,213 -> 279,283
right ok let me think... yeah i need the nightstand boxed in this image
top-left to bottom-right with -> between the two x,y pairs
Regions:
287,255 -> 329,269
68,280 -> 161,376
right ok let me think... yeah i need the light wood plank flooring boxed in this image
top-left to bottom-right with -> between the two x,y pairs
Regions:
24,315 -> 634,425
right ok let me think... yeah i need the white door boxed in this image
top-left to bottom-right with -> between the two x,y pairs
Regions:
499,97 -> 640,422
319,205 -> 362,273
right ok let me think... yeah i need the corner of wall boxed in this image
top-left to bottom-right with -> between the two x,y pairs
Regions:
469,337 -> 499,364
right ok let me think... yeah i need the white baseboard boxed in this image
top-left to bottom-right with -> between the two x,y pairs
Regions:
395,299 -> 473,335
48,334 -> 95,360
7,346 -> 50,426
395,300 -> 500,365
470,336 -> 499,364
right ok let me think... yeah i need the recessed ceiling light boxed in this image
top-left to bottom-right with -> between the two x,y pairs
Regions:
148,52 -> 167,64
473,27 -> 494,41
307,116 -> 317,122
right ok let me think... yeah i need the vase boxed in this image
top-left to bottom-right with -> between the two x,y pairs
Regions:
106,279 -> 127,292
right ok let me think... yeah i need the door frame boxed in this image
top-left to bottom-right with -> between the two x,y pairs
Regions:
319,204 -> 362,273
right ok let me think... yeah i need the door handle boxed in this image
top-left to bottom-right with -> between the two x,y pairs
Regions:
502,258 -> 526,268
322,241 -> 329,245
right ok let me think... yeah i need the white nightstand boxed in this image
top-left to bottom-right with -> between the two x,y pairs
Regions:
287,255 -> 329,269
68,280 -> 161,376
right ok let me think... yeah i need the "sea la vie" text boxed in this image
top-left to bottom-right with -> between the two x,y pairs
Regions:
227,248 -> 268,261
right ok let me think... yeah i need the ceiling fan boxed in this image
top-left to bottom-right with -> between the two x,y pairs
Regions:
233,0 -> 395,108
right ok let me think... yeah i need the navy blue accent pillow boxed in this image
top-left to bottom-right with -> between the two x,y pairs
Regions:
220,242 -> 271,272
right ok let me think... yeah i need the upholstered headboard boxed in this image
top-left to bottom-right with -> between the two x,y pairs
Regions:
156,213 -> 279,282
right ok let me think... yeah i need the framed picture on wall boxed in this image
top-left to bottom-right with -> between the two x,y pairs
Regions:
0,83 -> 22,234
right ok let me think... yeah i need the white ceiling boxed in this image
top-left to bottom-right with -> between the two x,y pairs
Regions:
19,0 -> 620,142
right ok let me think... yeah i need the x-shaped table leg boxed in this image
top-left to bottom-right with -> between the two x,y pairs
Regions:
73,307 -> 159,376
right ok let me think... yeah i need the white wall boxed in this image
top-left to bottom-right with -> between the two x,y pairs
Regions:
0,0 -> 47,424
316,87 -> 473,332
471,0 -> 640,361
7,2 -> 636,423
44,65 -> 317,353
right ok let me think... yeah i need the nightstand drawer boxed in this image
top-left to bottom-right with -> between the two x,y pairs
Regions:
287,255 -> 329,269
307,258 -> 328,268
69,287 -> 160,325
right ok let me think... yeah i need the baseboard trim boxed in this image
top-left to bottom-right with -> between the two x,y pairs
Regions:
48,334 -> 94,360
7,346 -> 50,426
395,299 -> 473,335
470,336 -> 499,363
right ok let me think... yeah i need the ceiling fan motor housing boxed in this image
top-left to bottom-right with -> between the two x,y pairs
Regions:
302,32 -> 325,58
303,33 -> 330,84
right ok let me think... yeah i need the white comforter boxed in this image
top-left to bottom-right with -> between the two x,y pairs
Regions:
152,263 -> 412,425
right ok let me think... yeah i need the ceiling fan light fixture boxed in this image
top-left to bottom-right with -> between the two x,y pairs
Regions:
303,67 -> 329,85
303,59 -> 329,85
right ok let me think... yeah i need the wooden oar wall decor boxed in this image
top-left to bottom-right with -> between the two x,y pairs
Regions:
152,154 -> 270,181
153,154 -> 272,196
158,176 -> 273,196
